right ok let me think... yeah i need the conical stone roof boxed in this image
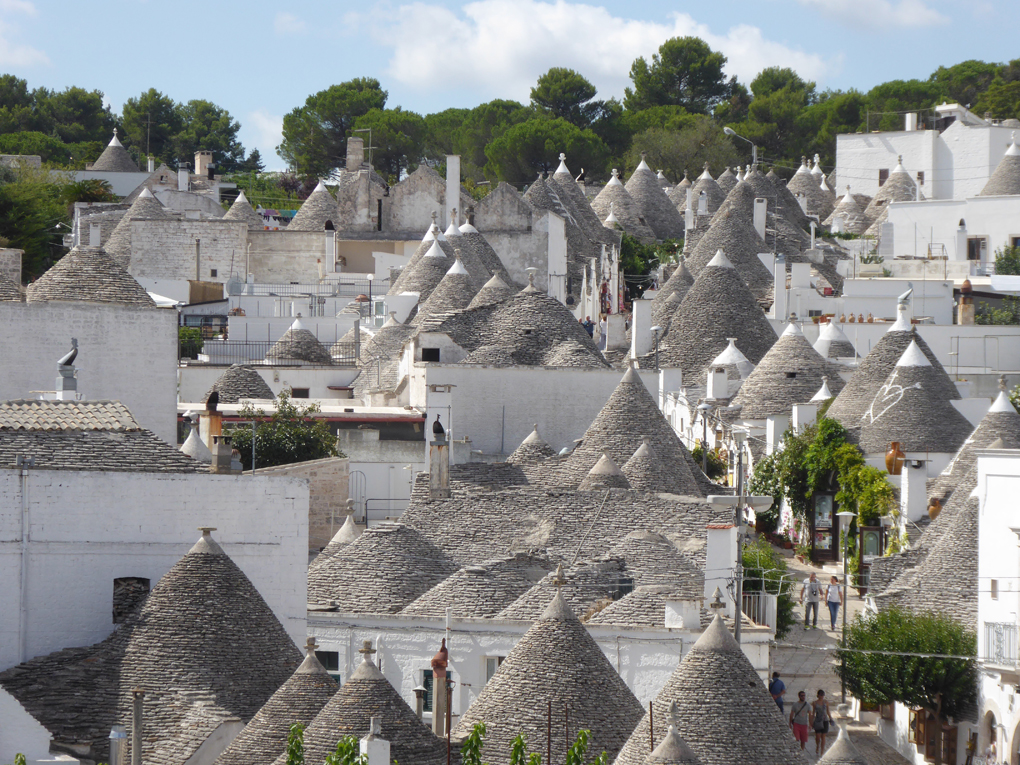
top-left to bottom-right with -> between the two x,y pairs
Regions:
788,157 -> 834,219
411,254 -> 478,325
507,423 -> 557,464
389,237 -> 451,306
306,522 -> 459,611
818,725 -> 870,765
620,437 -> 692,495
652,289 -> 683,329
453,592 -> 645,765
690,164 -> 726,214
715,167 -> 737,195
687,207 -> 773,306
265,320 -> 333,365
104,188 -> 173,264
592,170 -> 657,243
813,321 -> 857,359
287,182 -> 338,231
223,190 -> 265,230
613,616 -> 806,765
667,171 -> 692,206
468,273 -> 516,309
550,155 -> 620,249
646,724 -> 702,765
660,250 -> 778,379
90,130 -> 139,172
301,645 -> 447,765
214,641 -> 339,765
309,514 -> 364,572
562,365 -> 708,495
0,272 -> 24,301
858,340 -> 973,454
626,157 -> 687,240
824,187 -> 866,232
26,245 -> 156,306
578,452 -> 631,491
651,260 -> 694,316
204,364 -> 275,403
729,322 -> 847,419
826,310 -> 958,428
498,560 -> 629,621
862,158 -> 917,227
459,225 -> 514,284
702,337 -> 756,389
979,133 -> 1020,196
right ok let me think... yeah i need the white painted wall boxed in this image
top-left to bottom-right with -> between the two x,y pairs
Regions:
0,302 -> 178,443
886,195 -> 1020,264
409,364 -> 658,457
178,365 -> 360,404
0,469 -> 309,672
0,687 -> 54,763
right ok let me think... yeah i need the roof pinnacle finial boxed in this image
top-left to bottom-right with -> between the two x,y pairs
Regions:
553,562 -> 565,589
431,211 -> 437,224
198,526 -> 216,536
359,640 -> 377,660
559,153 -> 566,162
305,636 -> 318,655
611,168 -> 619,178
703,161 -> 709,170
528,270 -> 535,287
667,700 -> 678,728
999,374 -> 1007,391
113,127 -> 118,137
641,151 -> 647,159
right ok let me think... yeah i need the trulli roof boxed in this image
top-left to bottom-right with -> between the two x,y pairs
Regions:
813,321 -> 857,359
979,133 -> 1020,196
265,320 -> 333,365
687,207 -> 774,307
223,190 -> 265,230
507,423 -> 557,464
204,364 -> 275,403
626,158 -> 687,240
592,170 -> 657,242
26,245 -> 156,306
90,130 -> 139,172
287,182 -> 338,231
103,188 -> 173,265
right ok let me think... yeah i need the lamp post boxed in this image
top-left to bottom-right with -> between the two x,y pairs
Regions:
836,510 -> 857,703
650,325 -> 662,370
366,273 -> 374,325
723,127 -> 758,167
697,402 -> 713,474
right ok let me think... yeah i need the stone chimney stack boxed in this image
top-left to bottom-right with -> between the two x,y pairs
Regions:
429,415 -> 451,499
178,163 -> 189,192
89,223 -> 101,247
360,716 -> 391,765
430,638 -> 450,736
210,434 -> 236,474
347,136 -> 365,170
704,524 -> 736,619
54,338 -> 79,401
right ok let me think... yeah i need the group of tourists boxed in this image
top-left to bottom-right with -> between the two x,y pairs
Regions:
769,673 -> 834,755
800,572 -> 844,630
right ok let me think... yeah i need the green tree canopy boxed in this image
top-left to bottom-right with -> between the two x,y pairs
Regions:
838,607 -> 977,721
0,165 -> 69,279
974,77 -> 1020,120
625,116 -> 738,182
228,392 -> 341,471
279,78 -> 388,178
863,79 -> 946,131
121,88 -> 184,164
624,37 -> 730,114
172,100 -> 245,172
531,67 -> 599,127
930,59 -> 1000,107
448,99 -> 533,180
35,85 -> 117,144
351,107 -> 427,180
484,116 -> 609,185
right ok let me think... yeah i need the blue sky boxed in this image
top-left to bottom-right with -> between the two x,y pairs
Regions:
0,0 -> 1012,170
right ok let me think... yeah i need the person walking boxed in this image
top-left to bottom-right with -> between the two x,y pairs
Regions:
789,691 -> 811,750
800,572 -> 821,628
826,575 -> 843,631
812,689 -> 832,755
581,316 -> 595,338
769,671 -> 786,712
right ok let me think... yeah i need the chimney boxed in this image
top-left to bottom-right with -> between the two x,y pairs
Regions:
706,365 -> 728,400
429,415 -> 451,499
147,156 -> 155,173
697,191 -> 708,216
210,434 -> 236,474
685,188 -> 694,231
446,155 -> 461,228
430,638 -> 450,736
109,726 -> 128,765
131,688 -> 145,765
765,414 -> 790,455
89,222 -> 101,247
664,598 -> 701,629
795,192 -> 808,214
772,254 -> 787,321
55,338 -> 79,401
346,136 -> 365,170
791,403 -> 818,435
900,458 -> 929,522
360,716 -> 392,765
959,279 -> 974,325
658,368 -> 682,410
905,112 -> 918,131
629,298 -> 652,358
752,197 -> 767,240
195,151 -> 213,177
178,163 -> 189,192
704,524 -> 736,619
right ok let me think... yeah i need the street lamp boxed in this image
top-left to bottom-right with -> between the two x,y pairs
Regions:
366,273 -> 374,325
836,510 -> 857,703
697,402 -> 713,474
650,325 -> 662,370
723,127 -> 758,166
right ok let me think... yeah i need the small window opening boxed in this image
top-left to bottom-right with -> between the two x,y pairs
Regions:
113,577 -> 151,624
786,372 -> 797,378
421,347 -> 441,362
878,169 -> 889,186
316,650 -> 342,681
210,268 -> 218,278
291,388 -> 310,399
991,579 -> 999,600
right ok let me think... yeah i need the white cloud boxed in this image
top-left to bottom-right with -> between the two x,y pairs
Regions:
377,0 -> 831,102
246,109 -> 285,169
274,11 -> 307,35
796,0 -> 947,29
0,21 -> 48,67
0,0 -> 38,15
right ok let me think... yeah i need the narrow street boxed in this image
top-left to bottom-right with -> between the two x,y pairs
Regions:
770,551 -> 912,765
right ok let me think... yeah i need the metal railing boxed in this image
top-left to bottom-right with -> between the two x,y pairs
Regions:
180,339 -> 358,367
226,279 -> 381,298
742,592 -> 778,631
984,622 -> 1018,666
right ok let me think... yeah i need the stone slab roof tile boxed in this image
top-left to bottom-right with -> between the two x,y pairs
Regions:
26,245 -> 156,306
287,183 -> 338,231
205,365 -> 275,403
626,163 -> 687,240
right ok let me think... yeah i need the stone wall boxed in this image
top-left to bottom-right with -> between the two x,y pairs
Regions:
129,218 -> 248,283
0,301 -> 178,443
247,229 -> 330,283
0,249 -> 22,285
0,469 -> 309,671
250,457 -> 350,551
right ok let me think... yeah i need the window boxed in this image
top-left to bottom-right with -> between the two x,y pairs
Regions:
484,656 -> 505,684
878,169 -> 890,186
210,269 -> 218,278
291,388 -> 310,399
1011,236 -> 1020,249
786,372 -> 797,379
421,347 -> 440,362
113,577 -> 150,624
316,650 -> 342,681
991,579 -> 999,600
808,309 -> 823,318
422,669 -> 454,712
967,237 -> 987,261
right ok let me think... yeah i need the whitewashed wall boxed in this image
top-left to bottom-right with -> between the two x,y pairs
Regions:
178,365 -> 361,404
0,302 -> 178,443
886,195 -> 1020,263
0,469 -> 309,671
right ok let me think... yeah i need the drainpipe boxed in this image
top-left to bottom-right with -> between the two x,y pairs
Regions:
18,455 -> 33,663
132,687 -> 145,765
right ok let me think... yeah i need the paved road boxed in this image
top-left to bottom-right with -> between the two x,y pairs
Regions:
769,549 -> 911,765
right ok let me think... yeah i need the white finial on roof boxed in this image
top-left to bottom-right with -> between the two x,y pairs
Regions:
820,175 -> 830,191
698,162 -> 712,180
291,317 -> 306,331
607,168 -> 622,186
459,221 -> 479,233
636,152 -> 650,172
795,156 -> 809,175
313,181 -> 328,193
444,215 -> 462,237
897,339 -> 931,367
781,321 -> 804,337
707,249 -> 734,269
447,250 -> 468,275
109,128 -> 123,147
811,154 -> 823,176
711,337 -> 754,379
523,423 -> 543,444
811,377 -> 833,402
424,239 -> 444,259
139,187 -> 155,199
656,169 -> 666,180
556,153 -> 569,175
889,302 -> 912,332
236,190 -> 249,204
893,155 -> 906,173
735,166 -> 744,182
1007,132 -> 1020,157
604,202 -> 619,227
990,390 -> 1015,413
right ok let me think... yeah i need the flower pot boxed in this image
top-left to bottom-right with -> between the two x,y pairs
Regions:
784,541 -> 793,549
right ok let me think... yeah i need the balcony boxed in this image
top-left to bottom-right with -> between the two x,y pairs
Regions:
984,622 -> 1018,670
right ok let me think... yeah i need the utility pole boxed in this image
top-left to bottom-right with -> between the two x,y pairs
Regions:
733,430 -> 746,643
